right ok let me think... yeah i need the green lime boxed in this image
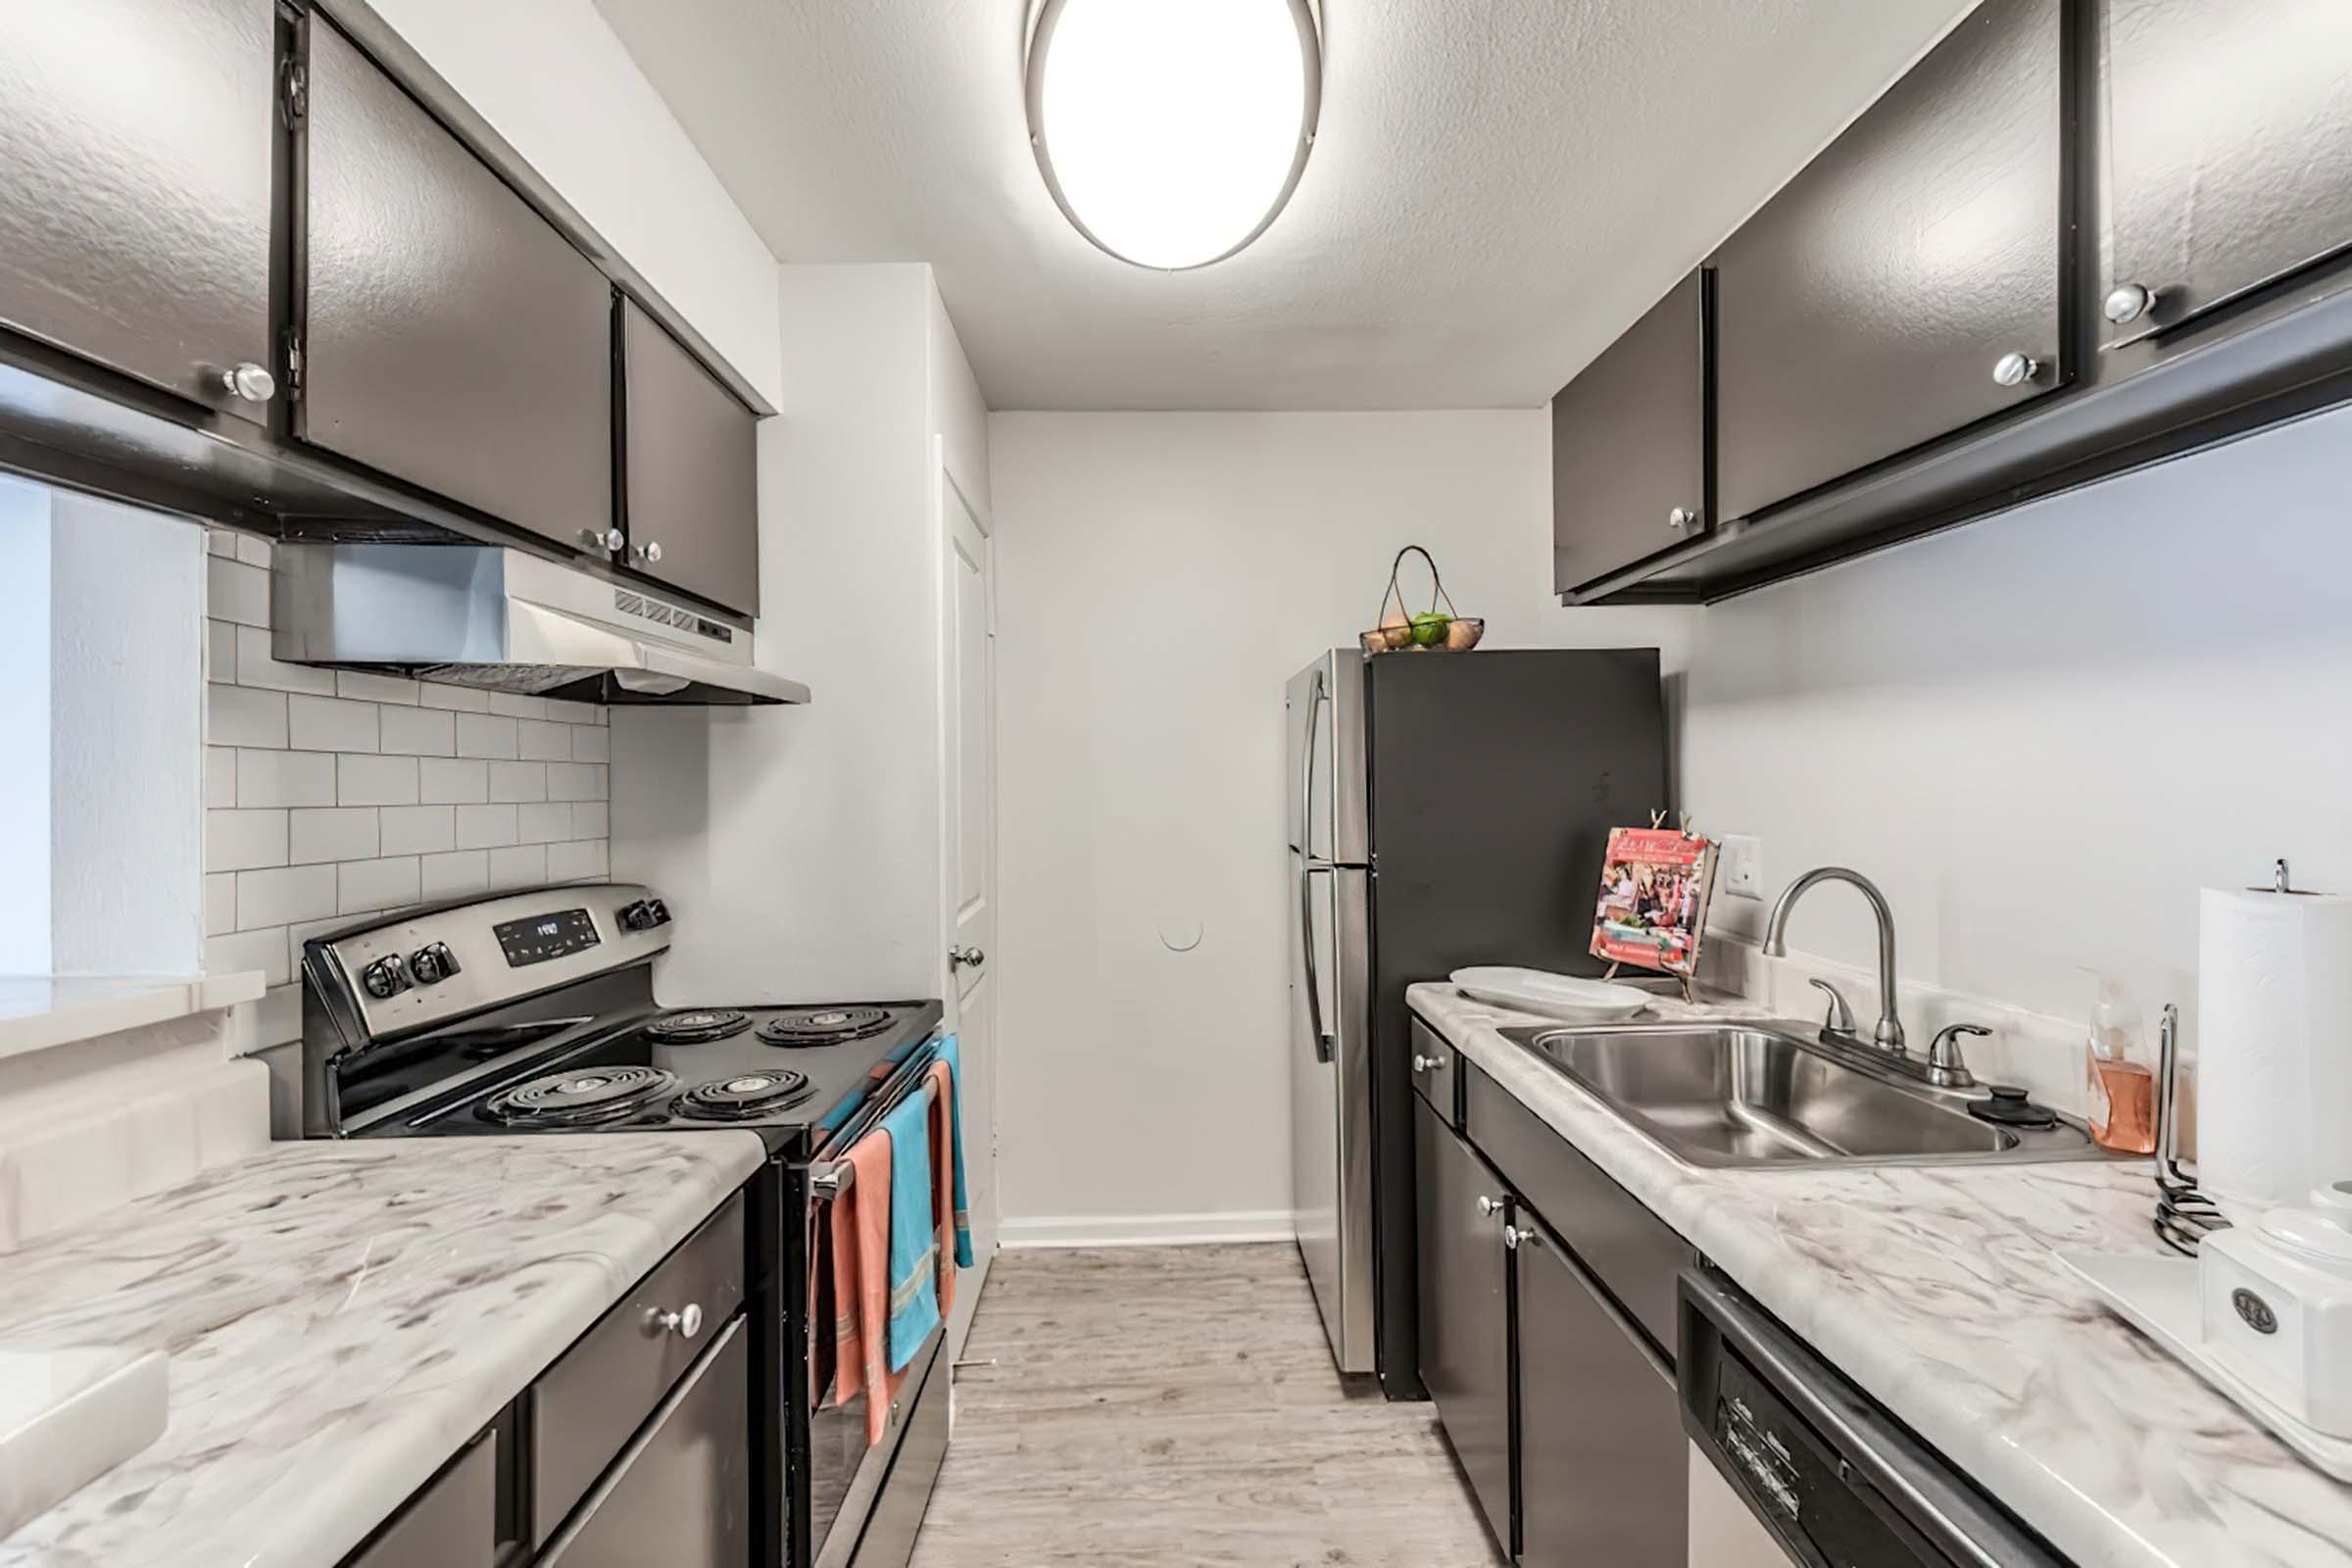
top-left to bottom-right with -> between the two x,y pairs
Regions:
1408,612 -> 1450,647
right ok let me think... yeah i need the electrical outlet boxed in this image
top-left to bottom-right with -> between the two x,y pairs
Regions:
1721,834 -> 1764,900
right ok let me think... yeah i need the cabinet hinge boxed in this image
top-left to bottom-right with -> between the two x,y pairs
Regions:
279,60 -> 308,124
281,326 -> 305,400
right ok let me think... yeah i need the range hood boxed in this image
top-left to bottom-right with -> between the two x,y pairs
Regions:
270,544 -> 809,707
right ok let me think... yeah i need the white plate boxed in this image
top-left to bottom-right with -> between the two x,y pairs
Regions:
1448,966 -> 1651,1022
2056,1248 -> 2352,1481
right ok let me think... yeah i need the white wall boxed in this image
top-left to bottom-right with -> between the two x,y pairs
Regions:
985,412 -> 1692,1238
614,265 -> 991,1004
1684,402 -> 2352,1035
369,0 -> 784,406
0,482 -> 51,974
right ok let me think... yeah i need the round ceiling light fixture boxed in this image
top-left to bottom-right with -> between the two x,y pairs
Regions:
1025,0 -> 1322,271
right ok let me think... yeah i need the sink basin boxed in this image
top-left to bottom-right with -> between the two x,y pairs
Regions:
1500,1021 -> 2105,1168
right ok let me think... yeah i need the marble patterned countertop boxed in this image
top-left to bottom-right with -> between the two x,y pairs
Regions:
1408,981 -> 2352,1568
0,1133 -> 765,1568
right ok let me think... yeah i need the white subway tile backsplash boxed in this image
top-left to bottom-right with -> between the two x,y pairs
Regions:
206,557 -> 270,628
336,670 -> 419,706
191,550 -> 607,1061
337,754 -> 419,807
454,712 -> 519,760
487,844 -> 547,887
516,719 -> 571,761
204,873 -> 236,936
233,624 -> 336,695
207,684 -> 287,749
420,849 -> 491,899
235,863 -> 337,930
378,705 -> 456,757
546,840 -> 608,881
286,694 -> 378,753
378,805 -> 456,856
289,807 -> 377,865
515,803 -> 570,845
206,808 -> 288,872
488,760 -> 547,803
416,682 -> 491,713
418,757 -> 489,805
206,927 -> 290,988
337,856 -> 421,914
235,748 -> 336,808
455,804 -> 518,850
487,691 -> 547,719
546,763 -> 607,803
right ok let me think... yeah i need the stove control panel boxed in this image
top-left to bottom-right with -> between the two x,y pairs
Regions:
493,907 -> 602,968
310,883 -> 673,1043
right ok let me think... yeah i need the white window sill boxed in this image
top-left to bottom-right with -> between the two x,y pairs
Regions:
0,972 -> 269,1065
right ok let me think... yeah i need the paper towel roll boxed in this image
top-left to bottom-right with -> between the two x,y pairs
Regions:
2198,887 -> 2352,1222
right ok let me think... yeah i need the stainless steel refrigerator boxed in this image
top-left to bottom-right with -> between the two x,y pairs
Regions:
1285,646 -> 1667,1396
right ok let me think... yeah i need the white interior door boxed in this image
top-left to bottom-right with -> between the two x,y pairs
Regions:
938,440 -> 999,1353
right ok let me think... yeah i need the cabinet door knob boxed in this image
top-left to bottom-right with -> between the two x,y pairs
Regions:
1475,1195 -> 1498,1217
634,540 -> 663,564
1991,352 -> 2040,388
2103,282 -> 2155,325
1412,1052 -> 1447,1073
583,527 -> 624,552
221,362 -> 276,403
1667,506 -> 1697,533
648,1301 -> 704,1339
1503,1223 -> 1539,1250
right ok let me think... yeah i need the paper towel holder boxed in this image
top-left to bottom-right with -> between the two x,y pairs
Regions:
2257,858 -> 2319,896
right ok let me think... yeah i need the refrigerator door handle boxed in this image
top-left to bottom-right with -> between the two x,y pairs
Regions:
1299,861 -> 1333,1062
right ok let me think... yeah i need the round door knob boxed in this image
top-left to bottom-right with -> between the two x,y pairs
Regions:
1667,506 -> 1697,533
1413,1052 -> 1447,1073
2103,282 -> 2155,325
221,362 -> 276,403
633,540 -> 663,564
951,945 -> 986,968
649,1301 -> 704,1339
593,527 -> 623,552
1503,1223 -> 1538,1250
1991,352 -> 2040,388
1475,1196 -> 1499,1217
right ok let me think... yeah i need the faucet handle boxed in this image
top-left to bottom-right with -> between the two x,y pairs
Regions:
1807,976 -> 1856,1036
1927,1023 -> 1990,1089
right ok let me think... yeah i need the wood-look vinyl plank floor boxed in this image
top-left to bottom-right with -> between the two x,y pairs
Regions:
906,1244 -> 1508,1568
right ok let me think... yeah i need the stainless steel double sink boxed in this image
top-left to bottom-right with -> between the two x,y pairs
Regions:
1499,1020 -> 2109,1168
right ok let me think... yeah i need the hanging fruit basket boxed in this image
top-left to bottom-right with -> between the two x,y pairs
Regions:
1359,545 -> 1484,655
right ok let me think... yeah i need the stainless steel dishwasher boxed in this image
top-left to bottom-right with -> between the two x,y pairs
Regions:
1678,1269 -> 2067,1567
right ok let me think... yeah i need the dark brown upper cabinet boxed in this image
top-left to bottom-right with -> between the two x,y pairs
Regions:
2100,0 -> 2352,347
619,300 -> 760,617
300,16 -> 612,558
1714,0 -> 2066,525
1551,270 -> 1711,595
0,0 -> 276,424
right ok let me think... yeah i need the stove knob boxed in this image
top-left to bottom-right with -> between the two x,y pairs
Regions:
619,901 -> 655,931
409,943 -> 462,986
645,899 -> 670,926
361,955 -> 410,1000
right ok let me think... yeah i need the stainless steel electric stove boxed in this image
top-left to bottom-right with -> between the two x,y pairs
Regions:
273,881 -> 949,1568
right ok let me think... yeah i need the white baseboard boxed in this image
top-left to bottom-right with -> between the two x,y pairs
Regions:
1000,1209 -> 1297,1250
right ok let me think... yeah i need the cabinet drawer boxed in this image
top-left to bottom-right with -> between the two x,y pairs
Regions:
1464,1062 -> 1690,1355
1408,1015 -> 1460,1129
347,1428 -> 497,1568
531,1192 -> 745,1542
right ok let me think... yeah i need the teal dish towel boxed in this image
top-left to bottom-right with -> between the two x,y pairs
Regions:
936,1035 -> 974,1268
882,1080 -> 941,1372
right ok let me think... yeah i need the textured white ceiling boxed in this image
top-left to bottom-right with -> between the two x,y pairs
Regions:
592,0 -> 1972,411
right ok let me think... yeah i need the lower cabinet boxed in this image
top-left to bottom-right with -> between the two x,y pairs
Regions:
1415,1094 -> 1513,1552
1416,1051 -> 1694,1567
1512,1211 -> 1688,1566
